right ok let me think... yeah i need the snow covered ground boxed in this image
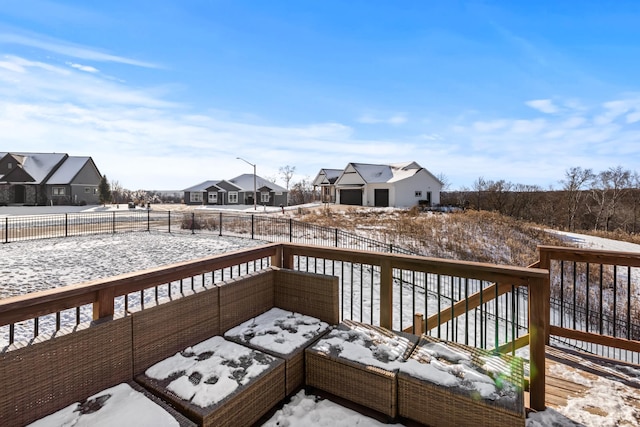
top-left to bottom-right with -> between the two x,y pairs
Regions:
1,227 -> 639,425
548,229 -> 640,253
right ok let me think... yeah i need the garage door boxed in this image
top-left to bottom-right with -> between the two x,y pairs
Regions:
374,189 -> 389,207
340,189 -> 363,205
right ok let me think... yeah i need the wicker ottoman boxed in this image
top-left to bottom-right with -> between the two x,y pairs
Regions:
305,320 -> 418,418
136,336 -> 285,427
27,382 -> 196,427
398,335 -> 525,427
224,307 -> 330,395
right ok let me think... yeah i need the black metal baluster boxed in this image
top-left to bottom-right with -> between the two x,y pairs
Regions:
560,260 -> 564,328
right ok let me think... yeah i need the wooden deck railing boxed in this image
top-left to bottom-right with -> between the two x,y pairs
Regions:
539,245 -> 640,361
1,242 -> 553,411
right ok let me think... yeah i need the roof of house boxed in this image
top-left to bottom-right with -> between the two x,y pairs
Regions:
183,180 -> 231,192
47,156 -> 96,185
0,152 -> 100,185
339,161 -> 440,185
313,168 -> 343,185
228,174 -> 287,193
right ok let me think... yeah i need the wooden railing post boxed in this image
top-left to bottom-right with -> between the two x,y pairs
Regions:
380,259 -> 393,329
414,313 -> 424,336
528,276 -> 547,411
271,245 -> 283,268
537,247 -> 551,344
93,288 -> 115,320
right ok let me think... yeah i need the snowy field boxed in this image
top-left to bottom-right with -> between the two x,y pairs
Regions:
2,228 -> 640,425
0,232 -> 266,299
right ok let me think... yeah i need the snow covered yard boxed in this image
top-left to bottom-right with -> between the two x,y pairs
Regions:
0,232 -> 266,299
1,231 -> 639,426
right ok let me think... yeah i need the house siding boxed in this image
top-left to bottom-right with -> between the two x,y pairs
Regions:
66,161 -> 101,205
327,162 -> 443,208
392,170 -> 442,207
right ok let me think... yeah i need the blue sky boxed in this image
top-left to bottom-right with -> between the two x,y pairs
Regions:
1,1 -> 639,191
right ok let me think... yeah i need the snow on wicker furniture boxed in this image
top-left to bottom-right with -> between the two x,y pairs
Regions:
0,316 -> 135,427
130,267 -> 338,425
305,320 -> 419,418
397,335 -> 525,427
218,267 -> 339,396
129,266 -> 338,378
136,336 -> 285,427
27,382 -> 195,427
129,283 -> 221,376
224,307 -> 330,395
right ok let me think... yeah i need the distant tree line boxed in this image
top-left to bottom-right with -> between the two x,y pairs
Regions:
107,179 -> 183,206
441,166 -> 640,233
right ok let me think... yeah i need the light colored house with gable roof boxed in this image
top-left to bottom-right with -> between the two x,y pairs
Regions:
312,168 -> 342,203
316,161 -> 443,208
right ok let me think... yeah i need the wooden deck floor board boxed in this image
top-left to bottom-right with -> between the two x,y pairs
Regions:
541,345 -> 640,412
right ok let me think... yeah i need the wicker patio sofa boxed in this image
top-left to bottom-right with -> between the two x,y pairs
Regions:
132,267 -> 339,427
0,267 -> 339,427
0,316 -> 195,427
397,335 -> 526,427
305,320 -> 419,419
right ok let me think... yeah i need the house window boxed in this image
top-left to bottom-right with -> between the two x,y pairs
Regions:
52,187 -> 66,196
93,188 -> 98,194
261,192 -> 270,203
84,187 -> 91,193
275,192 -> 283,196
228,192 -> 238,204
208,193 -> 218,203
7,162 -> 12,169
190,193 -> 203,203
415,191 -> 422,198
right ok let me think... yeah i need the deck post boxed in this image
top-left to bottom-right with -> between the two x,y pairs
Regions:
380,259 -> 393,329
271,245 -> 283,268
537,247 -> 552,344
414,313 -> 424,336
93,288 -> 115,320
528,276 -> 547,411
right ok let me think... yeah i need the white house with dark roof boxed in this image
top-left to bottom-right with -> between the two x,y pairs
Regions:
183,174 -> 288,207
315,161 -> 443,208
0,152 -> 103,205
312,168 -> 342,203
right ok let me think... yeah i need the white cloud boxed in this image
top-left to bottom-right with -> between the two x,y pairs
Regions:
472,120 -> 508,132
67,62 -> 99,73
525,99 -> 559,114
561,116 -> 587,128
627,111 -> 640,123
511,118 -> 546,134
0,33 -> 158,68
357,113 -> 407,125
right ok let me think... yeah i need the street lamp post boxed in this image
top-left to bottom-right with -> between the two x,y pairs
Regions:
236,157 -> 257,210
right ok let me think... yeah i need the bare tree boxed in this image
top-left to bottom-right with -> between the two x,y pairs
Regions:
631,172 -> 640,233
110,180 -> 124,205
561,167 -> 594,231
589,166 -> 631,231
435,172 -> 451,191
472,177 -> 487,210
289,176 -> 313,205
279,165 -> 296,206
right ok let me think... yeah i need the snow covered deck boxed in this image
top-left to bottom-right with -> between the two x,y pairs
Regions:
1,240 -> 639,426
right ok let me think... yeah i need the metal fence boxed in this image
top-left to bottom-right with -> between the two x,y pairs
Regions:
1,210 -> 417,256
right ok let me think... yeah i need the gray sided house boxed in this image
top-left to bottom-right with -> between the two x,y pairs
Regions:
183,174 -> 288,207
0,152 -> 103,206
183,180 -> 240,206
